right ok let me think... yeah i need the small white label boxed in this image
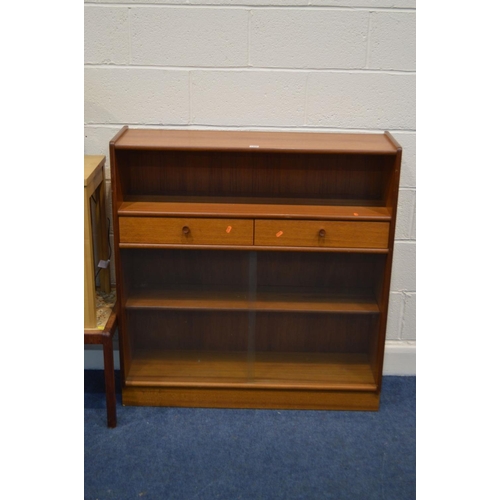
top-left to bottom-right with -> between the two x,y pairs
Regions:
98,259 -> 110,269
249,145 -> 259,148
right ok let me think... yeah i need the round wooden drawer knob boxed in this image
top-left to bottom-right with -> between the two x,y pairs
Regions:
318,229 -> 326,238
182,226 -> 190,235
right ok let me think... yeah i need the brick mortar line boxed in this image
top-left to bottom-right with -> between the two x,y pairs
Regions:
395,240 -> 416,244
84,123 -> 417,133
127,7 -> 132,65
385,340 -> 416,345
365,11 -> 372,69
84,64 -> 416,75
303,73 -> 309,126
247,10 -> 251,67
84,3 -> 416,13
188,71 -> 192,124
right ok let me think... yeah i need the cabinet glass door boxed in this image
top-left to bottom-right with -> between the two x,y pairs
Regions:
121,248 -> 253,387
247,251 -> 385,390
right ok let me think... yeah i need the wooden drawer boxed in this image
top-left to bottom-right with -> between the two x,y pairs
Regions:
254,220 -> 389,249
120,217 -> 254,246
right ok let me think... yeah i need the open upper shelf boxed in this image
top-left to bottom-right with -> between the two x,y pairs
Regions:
112,130 -> 399,220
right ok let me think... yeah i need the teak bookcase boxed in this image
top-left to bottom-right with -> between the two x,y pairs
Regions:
110,127 -> 401,411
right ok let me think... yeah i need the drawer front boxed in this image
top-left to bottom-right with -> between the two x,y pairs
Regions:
254,220 -> 390,249
120,217 -> 254,245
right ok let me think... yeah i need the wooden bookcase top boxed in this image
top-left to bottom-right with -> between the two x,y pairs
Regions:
112,128 -> 400,154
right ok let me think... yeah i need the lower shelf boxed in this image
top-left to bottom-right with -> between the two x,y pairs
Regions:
125,350 -> 377,391
126,287 -> 379,313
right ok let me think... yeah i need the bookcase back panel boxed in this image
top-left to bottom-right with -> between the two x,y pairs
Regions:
254,312 -> 378,354
128,309 -> 249,352
128,310 -> 378,354
121,249 -> 250,292
120,249 -> 386,302
256,251 -> 385,296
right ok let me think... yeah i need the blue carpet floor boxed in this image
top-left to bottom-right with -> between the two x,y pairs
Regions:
85,372 -> 415,500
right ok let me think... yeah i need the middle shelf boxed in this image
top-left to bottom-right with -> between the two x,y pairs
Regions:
125,286 -> 380,314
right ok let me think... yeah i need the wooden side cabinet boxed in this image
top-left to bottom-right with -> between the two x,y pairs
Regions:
84,155 -> 118,427
84,155 -> 111,328
110,128 -> 401,411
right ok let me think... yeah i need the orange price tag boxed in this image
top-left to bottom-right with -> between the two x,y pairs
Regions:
226,226 -> 232,233
276,231 -> 283,237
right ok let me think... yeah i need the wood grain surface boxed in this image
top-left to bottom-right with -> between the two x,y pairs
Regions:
255,220 -> 390,249
113,128 -> 398,154
125,350 -> 377,390
119,217 -> 254,245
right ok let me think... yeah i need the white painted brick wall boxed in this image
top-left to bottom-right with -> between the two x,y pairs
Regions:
391,241 -> 416,292
84,7 -> 129,64
130,8 -> 248,66
84,0 -> 416,373
250,10 -> 369,69
306,72 -> 415,129
395,189 -> 416,240
191,70 -> 307,126
402,292 -> 416,340
84,68 -> 190,124
368,11 -> 416,70
391,132 -> 416,187
386,292 -> 404,341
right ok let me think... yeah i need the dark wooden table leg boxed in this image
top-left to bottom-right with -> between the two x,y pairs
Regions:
102,332 -> 117,428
